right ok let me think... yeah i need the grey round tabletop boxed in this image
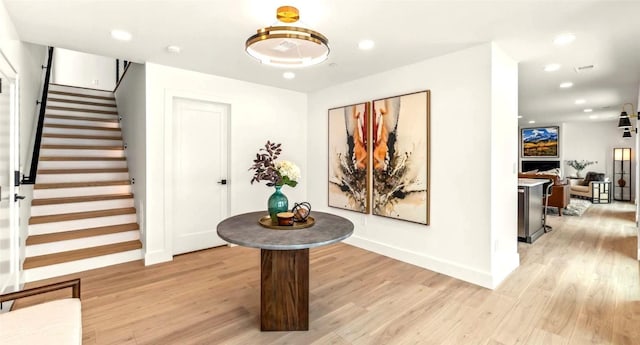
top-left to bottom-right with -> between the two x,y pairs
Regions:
217,211 -> 354,250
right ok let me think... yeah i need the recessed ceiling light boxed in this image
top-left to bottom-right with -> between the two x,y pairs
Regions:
167,45 -> 181,53
559,82 -> 573,88
283,71 -> 295,80
589,115 -> 597,119
553,33 -> 576,46
544,64 -> 561,72
358,40 -> 375,50
528,120 -> 536,124
575,99 -> 586,104
111,29 -> 132,41
584,108 -> 593,112
518,115 -> 523,119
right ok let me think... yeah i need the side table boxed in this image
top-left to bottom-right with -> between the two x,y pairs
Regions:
591,181 -> 611,204
217,211 -> 354,331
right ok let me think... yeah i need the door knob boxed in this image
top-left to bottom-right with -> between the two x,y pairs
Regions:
14,194 -> 26,202
217,179 -> 227,185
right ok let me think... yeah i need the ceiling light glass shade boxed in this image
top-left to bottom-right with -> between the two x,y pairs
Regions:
618,111 -> 632,128
246,6 -> 329,68
623,128 -> 632,138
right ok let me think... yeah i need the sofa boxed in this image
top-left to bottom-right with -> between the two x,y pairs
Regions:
568,172 -> 606,199
518,172 -> 570,215
0,279 -> 82,345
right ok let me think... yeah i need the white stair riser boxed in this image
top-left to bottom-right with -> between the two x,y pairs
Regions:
46,110 -> 119,120
33,185 -> 132,199
48,93 -> 115,106
26,231 -> 140,257
47,101 -> 117,112
24,249 -> 143,283
48,84 -> 113,97
45,117 -> 120,128
43,127 -> 121,137
38,160 -> 127,170
42,137 -> 123,146
37,172 -> 130,184
29,214 -> 137,235
30,198 -> 134,217
39,148 -> 125,158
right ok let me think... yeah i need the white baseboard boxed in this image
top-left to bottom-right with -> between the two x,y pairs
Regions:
144,250 -> 172,266
490,251 -> 520,289
344,235 -> 496,289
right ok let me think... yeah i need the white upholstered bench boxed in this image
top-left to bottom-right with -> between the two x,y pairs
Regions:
0,279 -> 82,345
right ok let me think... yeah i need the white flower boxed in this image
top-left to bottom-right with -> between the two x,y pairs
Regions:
275,160 -> 301,181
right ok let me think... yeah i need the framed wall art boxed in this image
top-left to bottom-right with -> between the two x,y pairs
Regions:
521,126 -> 559,158
327,102 -> 370,213
372,91 -> 430,224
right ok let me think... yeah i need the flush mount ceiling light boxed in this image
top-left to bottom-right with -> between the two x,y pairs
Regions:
528,120 -> 536,124
575,99 -> 586,104
282,71 -> 295,79
111,29 -> 132,41
245,5 -> 329,68
544,63 -> 561,72
358,39 -> 375,50
559,82 -> 573,88
584,108 -> 593,113
553,33 -> 576,46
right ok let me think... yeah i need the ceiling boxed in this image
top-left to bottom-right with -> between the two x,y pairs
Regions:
4,0 -> 640,125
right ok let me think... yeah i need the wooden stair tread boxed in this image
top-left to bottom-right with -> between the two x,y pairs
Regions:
47,105 -> 118,115
26,223 -> 139,245
48,97 -> 116,107
34,180 -> 130,189
44,123 -> 121,131
38,168 -> 129,174
23,240 -> 142,269
46,114 -> 118,122
43,133 -> 122,140
48,90 -> 115,101
39,156 -> 126,161
29,207 -> 136,225
42,144 -> 123,150
32,193 -> 134,206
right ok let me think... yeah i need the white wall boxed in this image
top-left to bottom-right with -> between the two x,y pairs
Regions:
307,43 -> 519,288
144,63 -> 307,265
114,63 -> 147,249
563,121 -> 633,183
490,44 -> 520,284
52,48 -> 116,90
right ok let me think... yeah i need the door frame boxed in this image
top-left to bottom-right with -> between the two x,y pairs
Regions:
163,89 -> 231,257
0,49 -> 19,294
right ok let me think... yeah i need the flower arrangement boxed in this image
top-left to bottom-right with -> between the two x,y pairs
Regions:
566,159 -> 597,171
566,159 -> 597,177
249,141 -> 300,188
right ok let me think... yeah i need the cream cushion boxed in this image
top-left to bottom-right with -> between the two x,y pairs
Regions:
0,298 -> 81,345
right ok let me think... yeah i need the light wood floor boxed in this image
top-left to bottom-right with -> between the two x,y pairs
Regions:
16,202 -> 640,344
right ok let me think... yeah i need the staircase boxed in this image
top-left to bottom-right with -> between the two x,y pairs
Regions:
24,83 -> 142,283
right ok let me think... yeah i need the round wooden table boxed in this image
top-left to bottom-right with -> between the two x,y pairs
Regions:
217,211 -> 354,331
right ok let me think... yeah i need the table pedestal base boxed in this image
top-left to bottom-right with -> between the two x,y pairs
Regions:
260,248 -> 309,331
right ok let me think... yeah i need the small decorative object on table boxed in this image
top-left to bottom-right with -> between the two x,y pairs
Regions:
291,202 -> 312,222
249,140 -> 301,223
277,212 -> 295,226
565,159 -> 597,178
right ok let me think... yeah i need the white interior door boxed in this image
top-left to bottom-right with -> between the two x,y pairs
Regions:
0,56 -> 19,294
171,97 -> 228,255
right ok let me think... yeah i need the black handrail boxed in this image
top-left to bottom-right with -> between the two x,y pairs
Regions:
22,46 -> 54,184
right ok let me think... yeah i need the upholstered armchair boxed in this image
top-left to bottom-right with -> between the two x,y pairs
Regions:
568,172 -> 605,199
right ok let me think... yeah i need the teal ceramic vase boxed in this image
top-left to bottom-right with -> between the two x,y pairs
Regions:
268,185 -> 288,222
